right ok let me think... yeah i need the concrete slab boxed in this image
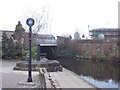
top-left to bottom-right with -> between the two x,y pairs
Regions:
1,60 -> 40,88
48,68 -> 99,89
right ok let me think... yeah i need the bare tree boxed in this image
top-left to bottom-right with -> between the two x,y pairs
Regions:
21,6 -> 49,34
30,8 -> 49,34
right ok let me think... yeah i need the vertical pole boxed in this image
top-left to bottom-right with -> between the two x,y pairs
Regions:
28,26 -> 32,82
37,44 -> 41,61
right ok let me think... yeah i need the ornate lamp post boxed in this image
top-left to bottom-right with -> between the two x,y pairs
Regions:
26,18 -> 35,82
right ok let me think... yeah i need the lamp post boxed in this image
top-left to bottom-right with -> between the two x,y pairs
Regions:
26,18 -> 34,82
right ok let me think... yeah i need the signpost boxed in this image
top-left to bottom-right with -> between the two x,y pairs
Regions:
26,18 -> 34,82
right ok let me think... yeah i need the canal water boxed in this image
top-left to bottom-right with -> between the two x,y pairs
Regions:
58,59 -> 120,89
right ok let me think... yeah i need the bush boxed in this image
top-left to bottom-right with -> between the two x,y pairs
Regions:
22,46 -> 37,60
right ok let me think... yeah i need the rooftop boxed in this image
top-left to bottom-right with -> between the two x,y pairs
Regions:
90,28 -> 120,31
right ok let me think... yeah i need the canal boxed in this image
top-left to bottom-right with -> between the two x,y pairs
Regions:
58,59 -> 120,89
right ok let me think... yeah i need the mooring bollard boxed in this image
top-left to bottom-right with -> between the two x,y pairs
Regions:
39,68 -> 46,89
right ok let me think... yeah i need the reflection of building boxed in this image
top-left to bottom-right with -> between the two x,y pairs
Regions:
89,28 -> 120,41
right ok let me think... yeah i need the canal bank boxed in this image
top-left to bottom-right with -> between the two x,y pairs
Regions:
1,60 -> 99,89
1,59 -> 119,89
58,58 -> 120,89
38,67 -> 99,89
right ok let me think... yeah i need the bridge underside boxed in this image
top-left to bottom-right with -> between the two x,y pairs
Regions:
40,44 -> 57,60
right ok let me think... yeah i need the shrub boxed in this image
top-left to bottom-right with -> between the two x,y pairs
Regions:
22,46 -> 37,60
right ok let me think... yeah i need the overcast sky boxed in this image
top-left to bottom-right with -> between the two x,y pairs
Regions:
0,0 -> 119,38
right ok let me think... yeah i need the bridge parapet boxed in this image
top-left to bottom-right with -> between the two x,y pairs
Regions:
39,68 -> 61,89
38,39 -> 57,44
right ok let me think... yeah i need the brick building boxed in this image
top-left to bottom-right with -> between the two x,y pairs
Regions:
76,40 -> 117,56
57,36 -> 118,61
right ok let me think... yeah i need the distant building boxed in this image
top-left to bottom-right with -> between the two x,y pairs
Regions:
0,30 -> 56,47
89,28 -> 120,41
36,34 -> 56,44
57,36 -> 71,46
74,32 -> 80,40
73,39 -> 118,63
98,33 -> 105,40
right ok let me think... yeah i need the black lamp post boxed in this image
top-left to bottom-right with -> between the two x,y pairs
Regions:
26,18 -> 34,82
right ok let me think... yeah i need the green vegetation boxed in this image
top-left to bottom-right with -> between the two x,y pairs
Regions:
58,39 -> 80,58
2,32 -> 17,59
22,46 -> 37,60
32,46 -> 37,59
57,38 -> 119,63
2,21 -> 25,60
0,43 -> 2,58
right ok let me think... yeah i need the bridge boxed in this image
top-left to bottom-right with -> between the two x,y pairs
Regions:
40,43 -> 57,59
36,34 -> 57,60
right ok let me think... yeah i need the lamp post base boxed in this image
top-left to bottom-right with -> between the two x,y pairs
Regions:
28,77 -> 32,82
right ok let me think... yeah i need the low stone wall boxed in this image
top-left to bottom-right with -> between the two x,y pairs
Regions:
38,68 -> 61,89
13,59 -> 63,72
39,68 -> 46,88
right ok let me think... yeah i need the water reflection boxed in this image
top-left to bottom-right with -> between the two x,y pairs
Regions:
58,59 -> 120,88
